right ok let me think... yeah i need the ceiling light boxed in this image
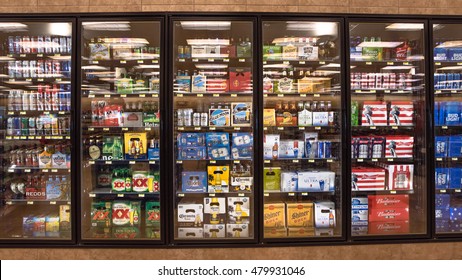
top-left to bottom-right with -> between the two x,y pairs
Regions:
82,22 -> 131,31
386,23 -> 424,31
181,21 -> 231,30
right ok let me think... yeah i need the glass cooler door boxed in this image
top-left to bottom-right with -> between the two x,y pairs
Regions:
261,20 -> 344,239
432,22 -> 462,235
80,20 -> 162,241
0,20 -> 73,241
349,21 -> 428,237
172,19 -> 256,241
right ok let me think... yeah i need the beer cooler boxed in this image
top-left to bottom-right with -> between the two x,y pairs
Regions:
78,19 -> 164,242
170,18 -> 257,242
0,20 -> 74,242
432,22 -> 462,236
348,20 -> 428,237
261,19 -> 345,240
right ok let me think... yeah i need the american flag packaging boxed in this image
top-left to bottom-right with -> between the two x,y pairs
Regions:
385,136 -> 414,158
387,164 -> 414,190
206,78 -> 229,93
351,167 -> 386,191
368,221 -> 410,234
361,101 -> 387,126
389,101 -> 414,126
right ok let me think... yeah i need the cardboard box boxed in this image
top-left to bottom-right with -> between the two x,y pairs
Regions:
231,146 -> 253,160
435,136 -> 449,158
351,167 -> 386,191
389,101 -> 414,126
362,101 -> 388,126
191,74 -> 206,93
207,166 -> 230,193
449,135 -> 462,157
89,43 -> 110,60
112,227 -> 140,239
286,202 -> 314,227
123,132 -> 147,160
449,168 -> 462,189
263,167 -> 281,191
181,171 -> 207,193
351,197 -> 368,210
91,201 -> 112,227
229,67 -> 251,93
276,77 -> 293,93
369,208 -> 409,222
207,146 -> 231,160
368,195 -> 409,209
313,111 -> 329,126
207,78 -> 229,93
226,224 -> 250,238
436,194 -> 451,208
352,209 -> 368,223
177,203 -> 203,227
263,109 -> 276,126
206,132 -> 231,149
101,136 -> 124,161
230,176 -> 253,193
263,45 -> 282,61
448,47 -> 462,61
228,197 -> 251,224
280,172 -> 297,192
314,201 -> 336,228
368,221 -> 410,234
297,171 -> 335,192
278,140 -> 305,159
203,197 -> 226,224
298,45 -> 318,61
264,227 -> 287,238
209,108 -> 231,127
436,168 -> 449,189
145,201 -> 160,227
263,77 -> 274,94
203,224 -> 226,238
263,134 -> 280,160
386,164 -> 414,190
231,102 -> 252,127
112,201 -> 140,227
122,112 -> 143,127
264,203 -> 285,228
178,227 -> 203,239
132,171 -> 149,192
232,133 -> 253,147
177,133 -> 206,147
178,147 -> 207,160
297,78 -> 314,94
287,227 -> 315,237
385,136 -> 414,158
282,45 -> 298,60
176,76 -> 191,93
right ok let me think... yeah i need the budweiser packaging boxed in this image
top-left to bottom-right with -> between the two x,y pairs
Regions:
282,45 -> 298,60
145,201 -> 160,227
280,172 -> 297,192
368,195 -> 409,209
314,201 -> 336,228
112,227 -> 140,239
207,78 -> 228,93
231,133 -> 253,160
209,108 -> 231,127
91,201 -> 112,227
263,108 -> 276,126
203,197 -> 226,224
385,136 -> 414,158
287,227 -> 315,237
351,167 -> 386,191
123,132 -> 147,160
181,171 -> 207,193
264,227 -> 287,238
369,208 -> 409,222
263,167 -> 281,191
178,228 -> 203,239
231,102 -> 252,127
297,171 -> 335,192
435,136 -> 448,157
361,101 -> 387,126
206,132 -> 230,160
263,134 -> 280,159
191,73 -> 206,93
229,67 -> 251,93
177,203 -> 203,227
112,201 -> 140,227
207,166 -> 230,193
204,224 -> 226,238
226,224 -> 250,238
286,202 -> 314,227
177,133 -> 205,147
385,164 -> 414,190
389,101 -> 414,126
368,221 -> 410,234
264,203 -> 285,228
228,197 -> 250,224
435,168 -> 449,189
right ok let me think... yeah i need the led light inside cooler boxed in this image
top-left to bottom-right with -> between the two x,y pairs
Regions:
133,65 -> 160,69
47,55 -> 72,61
186,38 -> 230,46
263,64 -> 293,69
358,41 -> 404,48
181,21 -> 231,31
82,22 -> 131,31
195,64 -> 228,69
0,22 -> 28,31
385,23 -> 424,31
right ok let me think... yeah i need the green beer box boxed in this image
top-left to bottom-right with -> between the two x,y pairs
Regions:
146,201 -> 161,227
263,45 -> 282,61
112,227 -> 140,239
264,167 -> 281,191
145,227 -> 160,239
91,201 -> 112,227
102,136 -> 124,161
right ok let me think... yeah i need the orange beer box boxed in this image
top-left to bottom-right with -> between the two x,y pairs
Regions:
361,101 -> 387,126
389,101 -> 414,126
385,136 -> 414,158
286,202 -> 314,227
264,203 -> 285,228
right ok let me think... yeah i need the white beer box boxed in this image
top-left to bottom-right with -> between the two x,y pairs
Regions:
361,101 -> 388,126
203,224 -> 226,238
230,176 -> 253,192
314,201 -> 336,228
281,172 -> 298,192
178,228 -> 203,239
263,134 -> 280,159
226,224 -> 250,238
389,101 -> 414,126
298,45 -> 319,61
385,136 -> 414,158
177,203 -> 203,227
315,228 -> 334,236
297,171 -> 335,192
278,140 -> 305,159
351,167 -> 386,191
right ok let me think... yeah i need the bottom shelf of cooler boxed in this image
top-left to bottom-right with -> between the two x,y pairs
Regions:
436,192 -> 462,234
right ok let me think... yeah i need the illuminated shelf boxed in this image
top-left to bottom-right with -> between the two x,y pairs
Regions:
174,92 -> 252,97
352,189 -> 414,194
89,188 -> 160,198
176,192 -> 249,197
176,159 -> 251,164
264,158 -> 337,164
4,135 -> 71,140
263,191 -> 335,197
7,167 -> 70,173
85,93 -> 159,98
176,126 -> 251,132
4,199 -> 70,205
88,160 -> 158,165
353,158 -> 414,163
85,126 -> 159,132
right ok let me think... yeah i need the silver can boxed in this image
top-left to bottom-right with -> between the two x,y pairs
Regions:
183,109 -> 192,126
177,109 -> 184,126
193,113 -> 201,126
200,113 -> 208,127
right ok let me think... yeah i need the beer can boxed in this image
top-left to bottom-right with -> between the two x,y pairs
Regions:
8,36 -> 14,53
46,60 -> 53,76
13,117 -> 21,135
44,36 -> 52,53
21,117 -> 29,135
36,117 -> 43,136
15,61 -> 22,78
184,109 -> 192,126
454,73 -> 461,89
37,60 -> 44,77
51,116 -> 59,135
29,92 -> 37,111
324,141 -> 332,158
29,60 -> 37,78
66,36 -> 72,54
28,117 -> 36,136
37,36 -> 44,53
177,109 -> 184,126
30,36 -> 37,53
15,36 -> 22,54
22,36 -> 31,53
59,37 -> 67,54
193,113 -> 201,126
52,37 -> 60,53
200,113 -> 208,127
66,92 -> 71,111
8,61 -> 15,77
53,61 -> 61,75
6,118 -> 13,135
22,60 -> 29,78
318,141 -> 325,159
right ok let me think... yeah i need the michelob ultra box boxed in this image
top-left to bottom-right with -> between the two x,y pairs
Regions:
178,228 -> 204,239
448,135 -> 462,157
278,140 -> 305,159
263,134 -> 280,159
314,201 -> 336,228
226,224 -> 250,238
286,202 -> 314,227
203,197 -> 226,224
389,101 -> 414,126
362,101 -> 387,126
263,167 -> 281,191
91,201 -> 112,227
207,166 -> 230,193
297,171 -> 335,192
177,203 -> 203,227
231,102 -> 252,127
181,171 -> 207,193
264,227 -> 287,238
280,172 -> 297,192
123,132 -> 147,160
228,197 -> 250,224
209,108 -> 231,127
204,224 -> 226,238
145,201 -> 160,227
264,203 -> 285,228
385,136 -> 414,158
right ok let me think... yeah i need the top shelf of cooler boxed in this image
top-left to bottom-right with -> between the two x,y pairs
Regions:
176,56 -> 251,63
0,54 -> 71,61
350,56 -> 425,65
263,59 -> 339,66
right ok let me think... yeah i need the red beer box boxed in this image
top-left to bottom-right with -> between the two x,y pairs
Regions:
387,164 -> 414,191
368,221 -> 410,234
389,101 -> 414,126
368,194 -> 409,209
351,167 -> 386,191
229,67 -> 252,93
361,101 -> 387,126
385,136 -> 414,158
369,207 -> 409,222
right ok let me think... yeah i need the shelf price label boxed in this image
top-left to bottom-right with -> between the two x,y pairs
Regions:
149,161 -> 156,164
25,169 -> 31,173
319,61 -> 326,65
224,58 -> 229,62
20,111 -> 26,115
327,159 -> 334,163
122,128 -> 129,131
105,161 -> 112,164
178,127 -> 184,131
391,126 -> 398,130
315,127 -> 321,130
390,190 -> 397,194
456,190 -> 462,193
239,58 -> 245,62
234,127 -> 241,131
288,193 -> 295,196
440,190 -> 447,193
42,169 -> 49,173
213,94 -> 220,97
277,127 -> 284,131
357,159 -> 364,162
178,193 -> 185,197
301,192 -> 308,196
300,94 -> 307,97
197,94 -> 203,97
231,94 -> 237,97
372,158 -> 378,162
308,159 -> 315,163
387,62 -> 394,65
50,201 -> 56,205
238,193 -> 245,197
387,158 -> 394,162
7,111 -> 14,115
117,194 -> 124,197
104,94 -> 111,98
194,127 -> 201,131
6,201 -> 12,205
89,193 -> 96,198
138,194 -> 145,198
234,160 -> 241,164
314,94 -> 320,98
51,169 -> 58,173
366,61 -> 372,65
299,61 -> 306,65
176,160 -> 183,164
129,161 -> 136,165
89,161 -> 95,165
436,158 -> 443,161
298,127 -> 305,130
370,126 -> 376,130
452,158 -> 458,161
442,126 -> 448,130
145,127 -> 152,131
403,62 -> 410,65
209,193 -> 216,197
88,94 -> 95,98
208,58 -> 215,62
139,94 -> 146,98
277,94 -> 284,97
264,193 -> 269,197
120,60 -> 127,64
210,160 -> 216,164
27,201 -> 34,205
103,128 -> 110,131
292,159 -> 299,163
264,160 -> 271,164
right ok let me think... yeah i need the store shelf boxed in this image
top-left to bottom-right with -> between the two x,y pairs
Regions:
263,191 -> 335,197
353,158 -> 414,163
434,89 -> 462,96
176,126 -> 252,132
3,77 -> 69,83
174,92 -> 252,97
7,167 -> 70,173
1,53 -> 71,59
350,58 -> 424,65
177,57 -> 250,63
6,110 -> 70,116
176,159 -> 251,164
264,126 -> 337,131
352,189 -> 414,194
88,159 -> 158,165
436,125 -> 462,130
4,135 -> 71,140
351,125 -> 414,131
263,59 -> 338,65
264,158 -> 337,164
351,89 -> 418,95
85,126 -> 159,132
263,92 -> 339,98
435,157 -> 462,163
84,92 -> 159,98
436,189 -> 462,194
84,57 -> 159,65
434,60 -> 462,65
4,199 -> 71,205
89,188 -> 160,198
176,192 -> 249,197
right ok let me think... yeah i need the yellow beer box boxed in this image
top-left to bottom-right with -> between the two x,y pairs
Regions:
286,202 -> 314,227
287,227 -> 315,237
207,166 -> 230,193
264,227 -> 287,238
263,108 -> 276,126
124,132 -> 147,160
297,78 -> 314,93
264,203 -> 286,228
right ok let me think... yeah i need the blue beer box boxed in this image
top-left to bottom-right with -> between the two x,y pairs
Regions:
448,47 -> 462,61
232,146 -> 253,160
448,135 -> 462,157
434,102 -> 439,125
435,168 -> 449,189
207,146 -> 231,160
181,171 -> 207,193
436,194 -> 451,208
449,168 -> 462,189
436,219 -> 450,232
443,102 -> 461,125
434,47 -> 448,61
435,136 -> 448,157
206,132 -> 230,147
450,207 -> 462,221
177,133 -> 205,147
351,197 -> 368,210
178,146 -> 207,160
449,221 -> 462,232
232,133 -> 253,147
436,208 -> 450,220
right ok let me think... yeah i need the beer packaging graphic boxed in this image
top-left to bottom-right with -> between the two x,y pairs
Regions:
122,112 -> 143,127
361,101 -> 387,126
207,78 -> 229,93
226,224 -> 249,238
229,67 -> 251,92
112,227 -> 140,239
209,108 -> 231,127
263,134 -> 280,159
123,132 -> 147,159
276,77 -> 293,94
207,165 -> 230,193
287,227 -> 315,237
145,201 -> 161,227
282,45 -> 298,60
191,74 -> 206,93
389,101 -> 414,126
369,208 -> 410,222
263,45 -> 282,60
297,77 -> 314,93
351,167 -> 386,191
132,171 -> 149,192
181,171 -> 207,193
91,201 -> 112,227
231,102 -> 252,127
206,132 -> 230,160
368,195 -> 409,209
45,216 -> 60,237
385,164 -> 414,190
368,221 -> 410,234
385,136 -> 414,158
231,133 -> 253,160
59,205 -> 71,231
178,146 -> 207,160
51,149 -> 67,169
278,140 -> 305,159
263,167 -> 281,191
264,227 -> 287,238
112,201 -> 140,227
89,43 -> 110,60
314,201 -> 336,228
228,197 -> 250,224
286,202 -> 314,227
263,77 -> 274,94
352,197 -> 368,226
176,75 -> 191,93
115,74 -> 134,94
298,45 -> 319,61
263,108 -> 276,126
101,136 -> 124,160
204,224 -> 226,238
177,203 -> 203,227
177,133 -> 206,147
204,197 -> 226,224
281,172 -> 298,192
178,228 -> 203,239
264,203 -> 285,228
297,171 -> 335,192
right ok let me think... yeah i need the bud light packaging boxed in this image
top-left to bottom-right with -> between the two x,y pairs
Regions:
448,135 -> 462,157
448,47 -> 462,61
314,201 -> 336,228
145,201 -> 160,227
178,146 -> 206,160
297,171 -> 335,192
435,136 -> 449,157
280,172 -> 297,192
91,201 -> 112,227
436,194 -> 451,208
181,171 -> 207,193
449,168 -> 462,189
434,45 -> 448,61
263,202 -> 285,228
286,202 -> 313,227
444,102 -> 461,125
436,168 -> 449,189
177,133 -> 205,147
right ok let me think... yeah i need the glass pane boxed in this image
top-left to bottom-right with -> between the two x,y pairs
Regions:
262,21 -> 343,239
433,23 -> 462,234
172,20 -> 255,240
349,22 -> 427,236
0,21 -> 73,240
80,21 -> 162,241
